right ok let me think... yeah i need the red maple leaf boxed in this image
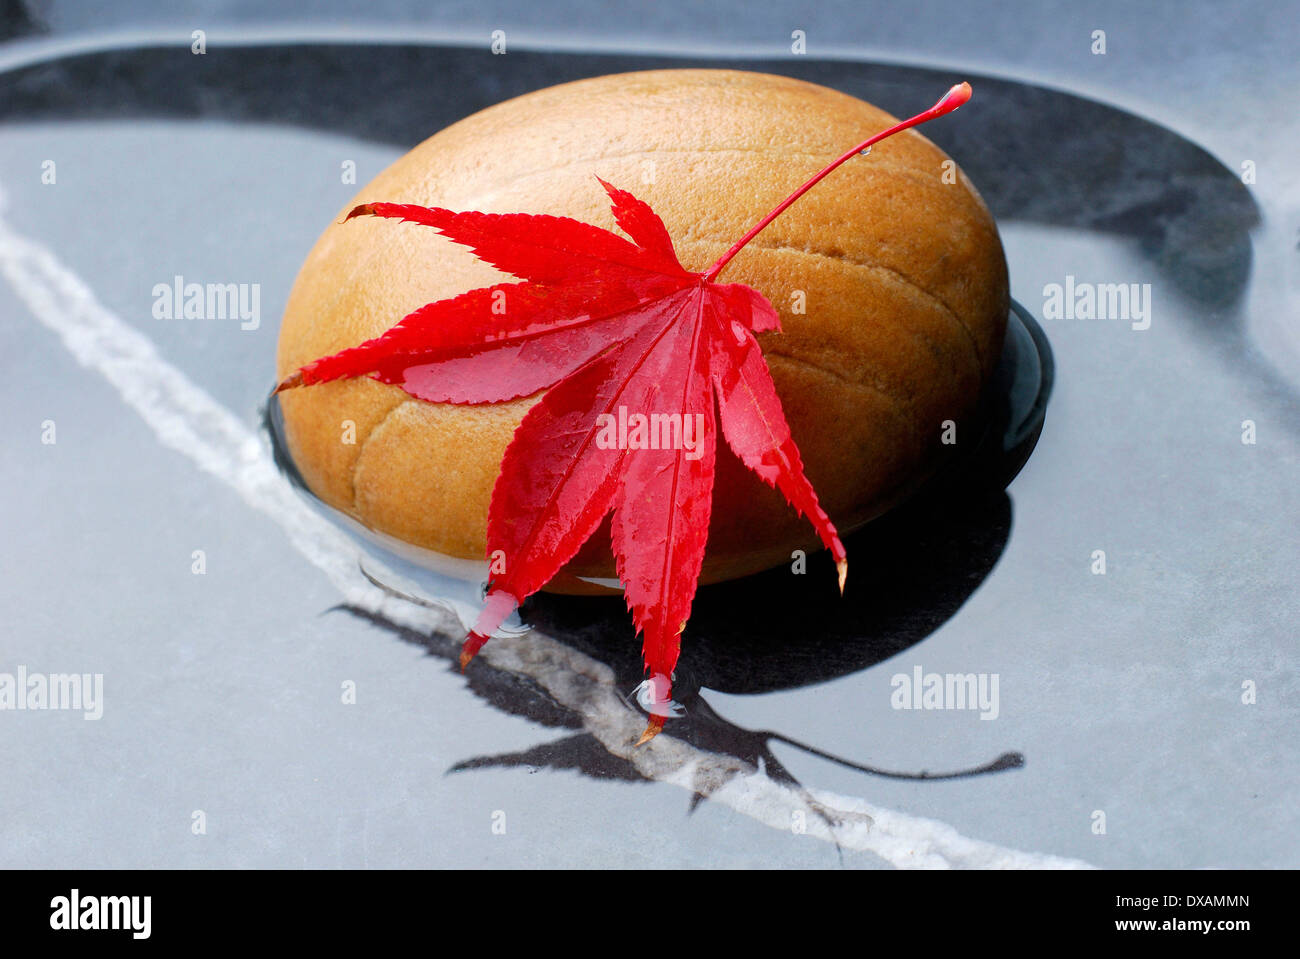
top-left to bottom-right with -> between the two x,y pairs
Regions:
278,82 -> 972,743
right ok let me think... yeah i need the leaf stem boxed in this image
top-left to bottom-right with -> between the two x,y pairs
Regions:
701,81 -> 972,282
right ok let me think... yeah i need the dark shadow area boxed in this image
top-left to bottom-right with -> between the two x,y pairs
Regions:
319,402 -> 1028,803
334,477 -> 1027,807
526,483 -> 1014,699
332,485 -> 1025,812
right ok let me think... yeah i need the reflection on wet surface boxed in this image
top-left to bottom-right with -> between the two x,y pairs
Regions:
296,356 -> 1036,805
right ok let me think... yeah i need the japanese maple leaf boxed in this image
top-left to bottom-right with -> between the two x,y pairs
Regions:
277,82 -> 971,744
